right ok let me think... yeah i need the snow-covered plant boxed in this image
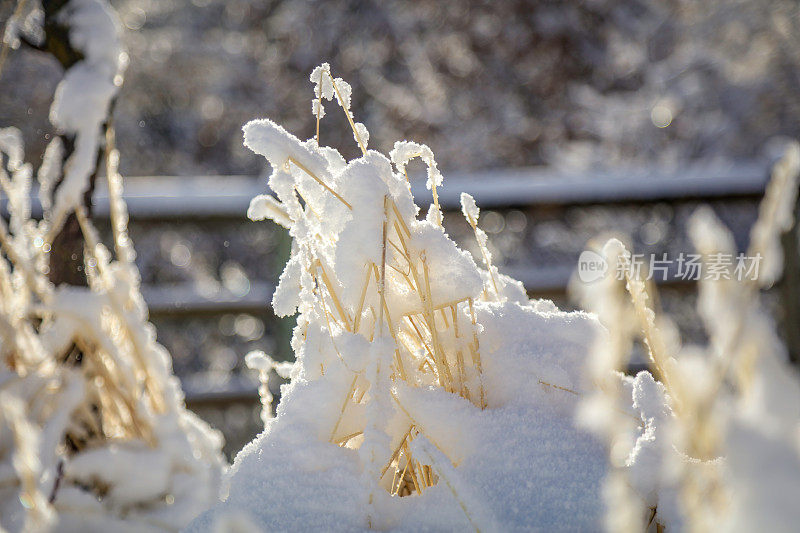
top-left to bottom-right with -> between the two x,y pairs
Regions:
244,350 -> 292,426
190,65 -> 609,531
575,239 -> 650,531
0,2 -> 224,531
0,0 -> 43,83
576,142 -> 800,531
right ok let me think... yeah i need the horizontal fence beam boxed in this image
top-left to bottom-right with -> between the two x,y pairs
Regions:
182,375 -> 260,406
3,162 -> 768,219
143,281 -> 274,315
142,265 -> 700,318
184,387 -> 259,406
119,163 -> 768,217
431,162 -> 768,209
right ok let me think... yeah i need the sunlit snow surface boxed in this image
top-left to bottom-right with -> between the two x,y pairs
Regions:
189,302 -> 606,531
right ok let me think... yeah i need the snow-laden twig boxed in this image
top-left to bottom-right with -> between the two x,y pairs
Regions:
47,0 -> 126,236
0,2 -> 225,531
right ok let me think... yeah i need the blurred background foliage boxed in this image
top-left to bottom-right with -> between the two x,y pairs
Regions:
2,0 -> 799,177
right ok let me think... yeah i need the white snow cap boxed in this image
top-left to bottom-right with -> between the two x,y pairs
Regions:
460,192 -> 479,223
243,118 -> 330,178
49,0 -> 128,230
247,194 -> 292,228
309,62 -> 359,135
390,140 -> 443,191
353,121 -> 369,149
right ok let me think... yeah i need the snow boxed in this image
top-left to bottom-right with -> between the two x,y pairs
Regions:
624,372 -> 676,511
389,141 -> 442,193
309,63 -> 365,151
2,0 -> 43,50
0,127 -> 25,170
687,196 -> 800,531
0,385 -> 57,533
243,119 -> 331,181
37,137 -> 63,212
569,140 -> 800,531
189,297 -> 608,531
191,348 -> 608,531
310,63 -> 334,100
398,221 -> 483,309
332,153 -> 394,299
749,140 -> 800,287
354,122 -> 369,149
49,63 -> 118,221
0,6 -> 226,528
66,445 -> 172,505
48,0 -> 127,231
0,264 -> 228,531
5,26 -> 800,528
246,194 -> 291,228
62,0 -> 125,75
459,192 -> 479,223
334,77 -> 352,111
459,192 -> 511,301
188,65 -> 609,531
245,350 -> 278,424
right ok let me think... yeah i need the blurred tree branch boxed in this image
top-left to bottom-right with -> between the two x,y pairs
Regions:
22,0 -> 107,287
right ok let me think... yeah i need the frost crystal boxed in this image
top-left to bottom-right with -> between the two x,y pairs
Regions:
354,121 -> 369,149
459,192 -> 479,223
390,140 -> 443,191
